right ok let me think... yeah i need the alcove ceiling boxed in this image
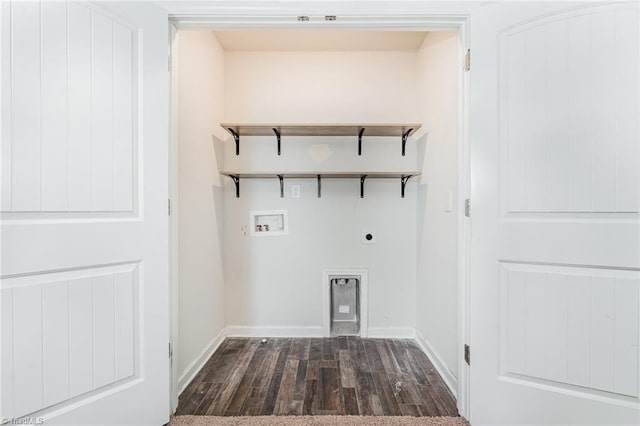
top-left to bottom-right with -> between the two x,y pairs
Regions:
212,30 -> 430,51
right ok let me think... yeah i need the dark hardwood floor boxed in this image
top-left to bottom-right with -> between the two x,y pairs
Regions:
176,337 -> 458,417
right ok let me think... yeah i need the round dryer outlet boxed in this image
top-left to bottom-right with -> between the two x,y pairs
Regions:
362,231 -> 376,244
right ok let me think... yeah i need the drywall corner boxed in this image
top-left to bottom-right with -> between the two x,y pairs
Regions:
415,328 -> 458,397
177,328 -> 226,394
415,30 -> 460,383
176,30 -> 227,377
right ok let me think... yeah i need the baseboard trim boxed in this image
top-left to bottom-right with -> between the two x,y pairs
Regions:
368,327 -> 416,339
225,325 -> 323,338
177,328 -> 226,395
224,325 -> 415,339
414,328 -> 458,398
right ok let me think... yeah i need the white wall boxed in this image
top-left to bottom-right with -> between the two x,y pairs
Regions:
175,32 -> 458,362
224,51 -> 421,124
176,31 -> 227,380
222,137 -> 418,335
415,32 -> 460,384
221,48 -> 421,335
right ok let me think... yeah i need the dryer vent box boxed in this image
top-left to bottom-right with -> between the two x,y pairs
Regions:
330,277 -> 360,336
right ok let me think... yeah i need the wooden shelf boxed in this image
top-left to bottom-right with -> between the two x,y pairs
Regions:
220,123 -> 421,156
220,171 -> 421,199
221,123 -> 421,137
220,171 -> 420,179
220,123 -> 422,197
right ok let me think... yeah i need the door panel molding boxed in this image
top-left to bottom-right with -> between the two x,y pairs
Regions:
498,2 -> 639,216
499,261 -> 639,400
2,1 -> 141,217
1,262 -> 142,418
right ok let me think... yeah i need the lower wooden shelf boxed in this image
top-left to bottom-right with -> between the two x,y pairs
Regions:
220,171 -> 421,198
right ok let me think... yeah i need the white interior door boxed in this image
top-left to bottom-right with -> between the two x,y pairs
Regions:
470,2 -> 640,424
1,1 -> 169,424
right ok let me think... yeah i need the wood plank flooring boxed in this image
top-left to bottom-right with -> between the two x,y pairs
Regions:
176,337 -> 458,417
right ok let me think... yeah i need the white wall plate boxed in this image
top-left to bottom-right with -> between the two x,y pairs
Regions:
249,210 -> 289,236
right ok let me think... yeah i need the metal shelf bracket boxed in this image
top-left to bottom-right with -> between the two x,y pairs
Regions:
228,128 -> 240,155
400,175 -> 412,198
231,175 -> 240,198
317,175 -> 322,198
272,128 -> 281,155
277,174 -> 284,198
401,128 -> 413,156
358,128 -> 365,156
360,175 -> 367,198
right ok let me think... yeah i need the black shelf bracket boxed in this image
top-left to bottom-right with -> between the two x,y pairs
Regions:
231,175 -> 240,198
277,174 -> 284,198
358,128 -> 365,156
228,128 -> 240,155
317,175 -> 322,198
360,175 -> 367,198
401,128 -> 413,156
400,175 -> 413,198
272,128 -> 281,155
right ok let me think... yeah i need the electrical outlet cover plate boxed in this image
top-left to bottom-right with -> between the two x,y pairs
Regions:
362,231 -> 376,244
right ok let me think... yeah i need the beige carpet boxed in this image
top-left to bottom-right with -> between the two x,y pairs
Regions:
169,416 -> 469,426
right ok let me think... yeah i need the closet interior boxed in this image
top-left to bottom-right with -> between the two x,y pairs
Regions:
173,28 -> 461,415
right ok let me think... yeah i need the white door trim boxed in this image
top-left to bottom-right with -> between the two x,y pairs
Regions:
166,2 -> 471,418
168,22 -> 180,414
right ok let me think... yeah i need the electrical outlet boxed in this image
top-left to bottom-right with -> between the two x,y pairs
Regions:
292,185 -> 301,198
444,191 -> 453,212
362,231 -> 376,244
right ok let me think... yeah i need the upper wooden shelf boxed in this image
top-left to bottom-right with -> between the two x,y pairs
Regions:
220,123 -> 422,156
221,123 -> 421,137
220,171 -> 420,179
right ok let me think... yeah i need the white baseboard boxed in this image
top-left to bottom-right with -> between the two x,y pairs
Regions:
177,328 -> 226,395
225,325 -> 415,339
367,326 -> 415,339
225,325 -> 323,338
414,328 -> 458,398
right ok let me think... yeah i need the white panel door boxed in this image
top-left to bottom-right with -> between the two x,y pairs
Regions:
470,1 -> 639,425
1,1 -> 169,424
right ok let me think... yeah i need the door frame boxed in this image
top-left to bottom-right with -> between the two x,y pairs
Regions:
166,2 -> 472,418
168,21 -> 181,415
